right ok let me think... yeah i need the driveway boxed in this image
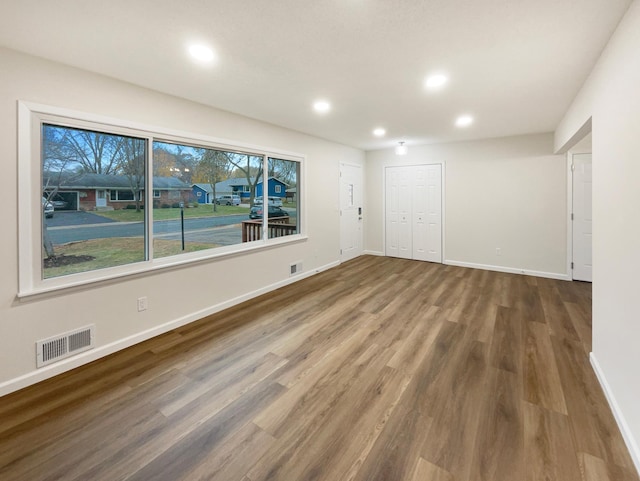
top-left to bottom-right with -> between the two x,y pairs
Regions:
45,211 -> 115,227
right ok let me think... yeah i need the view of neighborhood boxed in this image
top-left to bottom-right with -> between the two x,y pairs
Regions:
42,124 -> 299,278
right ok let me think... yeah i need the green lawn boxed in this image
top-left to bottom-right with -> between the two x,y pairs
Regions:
44,238 -> 215,278
93,205 -> 250,222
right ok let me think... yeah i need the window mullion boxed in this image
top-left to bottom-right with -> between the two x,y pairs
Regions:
146,137 -> 153,262
262,155 -> 268,241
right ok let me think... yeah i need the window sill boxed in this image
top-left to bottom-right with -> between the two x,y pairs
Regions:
17,234 -> 308,300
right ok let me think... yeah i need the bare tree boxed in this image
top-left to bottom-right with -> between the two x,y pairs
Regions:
64,129 -> 124,174
227,153 -> 263,206
171,144 -> 196,185
41,125 -> 84,258
193,149 -> 231,211
118,138 -> 146,212
268,158 -> 297,187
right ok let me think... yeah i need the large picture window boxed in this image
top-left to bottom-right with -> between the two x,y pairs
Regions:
42,124 -> 147,278
151,140 -> 266,258
19,102 -> 304,295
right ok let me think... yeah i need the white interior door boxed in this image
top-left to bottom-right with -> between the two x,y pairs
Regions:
340,163 -> 363,261
386,164 -> 442,263
572,154 -> 592,281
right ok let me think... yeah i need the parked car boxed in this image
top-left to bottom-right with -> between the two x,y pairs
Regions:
253,196 -> 283,207
214,194 -> 241,206
249,205 -> 289,220
51,199 -> 68,209
42,197 -> 54,218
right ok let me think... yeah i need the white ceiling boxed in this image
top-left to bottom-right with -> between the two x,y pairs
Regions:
0,0 -> 632,151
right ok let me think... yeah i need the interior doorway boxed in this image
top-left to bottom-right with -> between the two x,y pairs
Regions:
571,153 -> 592,282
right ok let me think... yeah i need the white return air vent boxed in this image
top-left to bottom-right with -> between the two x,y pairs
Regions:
290,261 -> 303,276
36,325 -> 95,368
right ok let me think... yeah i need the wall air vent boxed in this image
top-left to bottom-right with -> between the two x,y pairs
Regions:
290,262 -> 303,276
36,325 -> 95,368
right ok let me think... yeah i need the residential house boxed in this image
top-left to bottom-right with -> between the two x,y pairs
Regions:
256,178 -> 287,199
43,172 -> 193,210
191,183 -> 215,204
193,177 -> 288,203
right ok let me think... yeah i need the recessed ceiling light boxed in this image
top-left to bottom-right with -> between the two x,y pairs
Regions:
313,100 -> 331,113
373,128 -> 386,137
188,44 -> 215,63
425,73 -> 448,90
455,114 -> 474,127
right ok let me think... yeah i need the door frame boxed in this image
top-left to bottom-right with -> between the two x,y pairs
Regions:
566,147 -> 592,280
382,161 -> 445,262
340,162 -> 364,262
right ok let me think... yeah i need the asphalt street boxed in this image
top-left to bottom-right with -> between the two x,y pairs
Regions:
44,210 -> 296,246
46,213 -> 249,245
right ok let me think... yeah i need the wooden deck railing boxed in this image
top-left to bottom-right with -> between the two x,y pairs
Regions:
241,217 -> 297,242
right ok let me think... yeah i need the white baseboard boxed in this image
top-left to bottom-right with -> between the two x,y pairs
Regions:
444,259 -> 571,281
590,352 -> 640,476
0,260 -> 340,398
362,250 -> 384,256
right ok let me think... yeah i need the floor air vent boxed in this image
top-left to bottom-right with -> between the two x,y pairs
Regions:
36,325 -> 95,368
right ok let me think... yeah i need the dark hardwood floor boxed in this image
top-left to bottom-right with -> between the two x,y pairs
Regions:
0,256 -> 637,481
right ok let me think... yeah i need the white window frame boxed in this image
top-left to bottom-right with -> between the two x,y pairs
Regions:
18,101 -> 306,297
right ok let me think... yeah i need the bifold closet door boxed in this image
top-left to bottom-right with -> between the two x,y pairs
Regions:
385,164 -> 442,263
385,166 -> 412,259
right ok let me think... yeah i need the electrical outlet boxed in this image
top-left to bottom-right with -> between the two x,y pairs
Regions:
137,297 -> 148,312
496,248 -> 502,256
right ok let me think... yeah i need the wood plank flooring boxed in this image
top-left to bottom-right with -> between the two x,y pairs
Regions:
0,256 -> 637,481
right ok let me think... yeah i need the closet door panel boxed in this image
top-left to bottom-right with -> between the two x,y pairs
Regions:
425,164 -> 442,262
385,167 -> 400,257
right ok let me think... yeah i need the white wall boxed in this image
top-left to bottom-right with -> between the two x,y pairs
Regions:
555,0 -> 640,471
0,48 -> 363,395
365,133 -> 567,278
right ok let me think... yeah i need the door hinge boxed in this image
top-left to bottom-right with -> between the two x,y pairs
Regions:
571,262 -> 574,269
571,213 -> 574,220
571,163 -> 575,172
